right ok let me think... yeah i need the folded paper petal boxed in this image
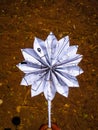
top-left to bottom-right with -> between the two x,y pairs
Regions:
66,45 -> 78,56
21,48 -> 47,66
33,37 -> 49,64
56,54 -> 83,67
17,62 -> 48,74
45,32 -> 58,61
44,80 -> 56,101
56,36 -> 69,58
31,79 -> 45,97
56,65 -> 83,76
20,72 -> 46,86
52,73 -> 69,97
55,71 -> 79,87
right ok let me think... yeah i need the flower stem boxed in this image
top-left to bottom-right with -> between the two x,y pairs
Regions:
48,100 -> 51,128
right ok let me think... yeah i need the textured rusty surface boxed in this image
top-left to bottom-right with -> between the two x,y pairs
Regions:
0,0 -> 98,130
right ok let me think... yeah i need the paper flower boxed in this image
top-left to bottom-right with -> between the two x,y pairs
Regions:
17,32 -> 83,101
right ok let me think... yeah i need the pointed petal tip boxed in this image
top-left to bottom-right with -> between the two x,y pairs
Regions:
31,92 -> 35,97
59,35 -> 69,42
20,78 -> 28,86
80,55 -> 83,61
80,69 -> 84,74
34,37 -> 39,41
34,36 -> 44,44
63,92 -> 69,97
66,35 -> 69,37
50,32 -> 53,35
16,64 -> 20,68
69,85 -> 79,88
16,62 -> 23,67
34,37 -> 37,41
74,45 -> 78,49
65,35 -> 69,39
58,91 -> 69,98
21,49 -> 24,53
31,89 -> 42,97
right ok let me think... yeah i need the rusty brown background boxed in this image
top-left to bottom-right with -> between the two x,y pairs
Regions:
0,0 -> 98,130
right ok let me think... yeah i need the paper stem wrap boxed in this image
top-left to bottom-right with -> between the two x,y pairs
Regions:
48,100 -> 51,128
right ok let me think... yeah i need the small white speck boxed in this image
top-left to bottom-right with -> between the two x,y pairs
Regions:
50,32 -> 53,35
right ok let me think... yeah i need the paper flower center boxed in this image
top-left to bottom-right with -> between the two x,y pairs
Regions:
49,66 -> 52,70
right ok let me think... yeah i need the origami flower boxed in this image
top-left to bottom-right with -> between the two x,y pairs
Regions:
17,32 -> 83,101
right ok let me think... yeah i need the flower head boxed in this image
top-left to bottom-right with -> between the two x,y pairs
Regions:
17,32 -> 83,101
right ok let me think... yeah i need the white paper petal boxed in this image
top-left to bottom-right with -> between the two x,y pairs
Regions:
45,32 -> 58,62
56,65 -> 83,76
33,37 -> 49,65
34,36 -> 48,58
56,54 -> 83,67
17,62 -> 38,73
17,62 -> 48,74
52,73 -> 69,97
55,71 -> 79,87
44,80 -> 56,101
20,72 -> 46,86
55,36 -> 69,58
31,79 -> 45,97
33,37 -> 45,57
57,85 -> 69,97
67,45 -> 78,56
21,49 -> 40,65
44,70 -> 51,81
21,48 -> 47,66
